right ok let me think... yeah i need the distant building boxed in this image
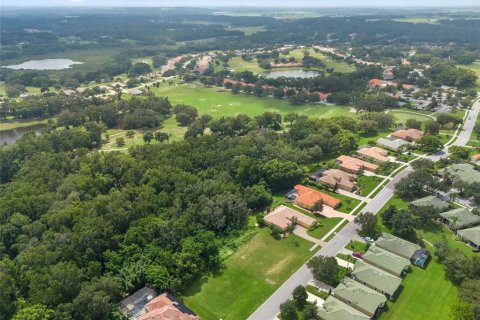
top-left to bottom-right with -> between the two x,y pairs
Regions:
376,137 -> 410,152
127,88 -> 143,95
336,155 -> 379,174
356,146 -> 390,163
120,287 -> 199,320
382,70 -> 394,80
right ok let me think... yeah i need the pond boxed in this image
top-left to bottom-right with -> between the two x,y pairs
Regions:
265,69 -> 320,79
0,124 -> 46,145
3,59 -> 83,70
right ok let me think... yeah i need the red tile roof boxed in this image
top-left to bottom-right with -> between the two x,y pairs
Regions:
137,293 -> 199,320
294,185 -> 341,208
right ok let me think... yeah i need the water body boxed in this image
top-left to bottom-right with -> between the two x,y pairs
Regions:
265,69 -> 320,79
0,124 -> 46,145
3,59 -> 83,70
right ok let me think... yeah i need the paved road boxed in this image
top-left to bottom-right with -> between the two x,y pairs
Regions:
248,100 -> 480,320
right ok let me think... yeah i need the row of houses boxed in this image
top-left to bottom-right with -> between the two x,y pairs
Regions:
409,194 -> 480,249
317,233 -> 430,320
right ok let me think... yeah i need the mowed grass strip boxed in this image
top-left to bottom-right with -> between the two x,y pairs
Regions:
181,228 -> 318,320
380,253 -> 457,320
150,82 -> 354,119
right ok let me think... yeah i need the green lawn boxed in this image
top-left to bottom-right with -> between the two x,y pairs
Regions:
181,228 -> 319,320
308,217 -> 343,239
228,56 -> 266,73
389,110 -> 434,124
286,48 -> 356,73
380,256 -> 457,320
345,240 -> 368,253
357,175 -> 384,196
150,81 -> 354,119
0,118 -> 52,131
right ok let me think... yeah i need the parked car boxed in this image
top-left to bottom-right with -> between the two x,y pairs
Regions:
352,252 -> 364,259
364,237 -> 374,243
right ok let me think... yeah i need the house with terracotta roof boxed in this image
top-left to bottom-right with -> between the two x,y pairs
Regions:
120,288 -> 199,320
291,184 -> 341,209
368,79 -> 385,89
356,147 -> 390,163
336,155 -> 379,174
471,154 -> 480,162
264,205 -> 316,231
317,92 -> 331,102
317,169 -> 357,192
391,128 -> 423,142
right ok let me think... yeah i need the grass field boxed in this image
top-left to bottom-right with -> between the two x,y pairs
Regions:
181,227 -> 318,320
357,175 -> 384,196
150,82 -> 354,119
308,216 -> 343,239
389,110 -> 434,124
230,26 -> 266,35
286,48 -> 356,73
228,56 -> 266,73
380,256 -> 457,320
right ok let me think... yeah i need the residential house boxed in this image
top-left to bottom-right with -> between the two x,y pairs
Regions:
363,246 -> 410,277
368,79 -> 385,90
333,277 -> 387,318
375,233 -> 430,268
336,155 -> 379,174
356,147 -> 390,163
439,208 -> 480,230
317,169 -> 357,192
317,296 -> 370,320
471,154 -> 480,162
376,137 -> 410,152
382,70 -> 394,80
409,195 -> 449,211
290,185 -> 342,209
391,128 -> 423,142
264,205 -> 316,231
457,226 -> 480,249
438,163 -> 480,184
120,288 -> 199,320
351,260 -> 402,300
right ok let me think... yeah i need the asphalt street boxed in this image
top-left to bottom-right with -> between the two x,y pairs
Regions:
248,99 -> 480,320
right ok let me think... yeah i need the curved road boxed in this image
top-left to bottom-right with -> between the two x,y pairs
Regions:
248,99 -> 480,320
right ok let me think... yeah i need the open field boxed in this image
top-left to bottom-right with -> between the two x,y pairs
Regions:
181,227 -> 318,320
389,109 -> 434,124
228,56 -> 266,73
230,26 -> 266,35
150,82 -> 354,119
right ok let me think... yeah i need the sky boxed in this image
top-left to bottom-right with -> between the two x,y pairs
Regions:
3,0 -> 480,7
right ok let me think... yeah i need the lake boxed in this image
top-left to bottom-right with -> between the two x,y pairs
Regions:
3,59 -> 83,70
0,124 -> 46,145
265,69 -> 320,79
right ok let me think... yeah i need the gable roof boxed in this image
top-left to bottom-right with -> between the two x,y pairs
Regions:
363,246 -> 410,276
410,195 -> 449,211
139,292 -> 199,320
457,225 -> 480,246
317,296 -> 370,320
294,185 -> 341,208
440,208 -> 480,229
356,146 -> 389,163
333,277 -> 387,316
264,205 -> 316,230
375,233 -> 421,259
351,260 -> 402,297
336,155 -> 379,173
439,163 -> 480,184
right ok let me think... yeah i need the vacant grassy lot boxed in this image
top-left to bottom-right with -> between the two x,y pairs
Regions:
150,82 -> 354,119
228,56 -> 266,73
357,175 -> 384,196
308,216 -> 343,239
181,228 -> 318,320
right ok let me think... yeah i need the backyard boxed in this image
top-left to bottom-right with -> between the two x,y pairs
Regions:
181,227 -> 319,320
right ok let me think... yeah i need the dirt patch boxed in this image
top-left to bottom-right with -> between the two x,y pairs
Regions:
265,278 -> 276,285
265,256 -> 294,276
